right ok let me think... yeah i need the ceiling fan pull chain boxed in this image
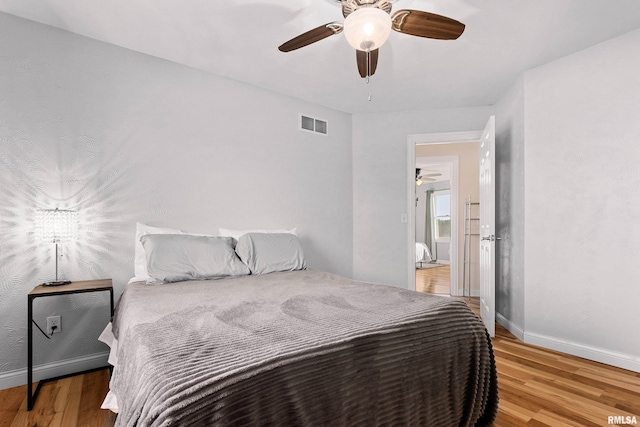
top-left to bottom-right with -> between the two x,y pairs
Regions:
366,49 -> 372,101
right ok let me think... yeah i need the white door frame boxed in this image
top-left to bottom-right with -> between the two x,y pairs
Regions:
407,131 -> 483,293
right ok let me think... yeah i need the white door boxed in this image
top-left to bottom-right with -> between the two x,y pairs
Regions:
479,116 -> 496,337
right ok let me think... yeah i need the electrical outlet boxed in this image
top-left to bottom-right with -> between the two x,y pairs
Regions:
47,316 -> 61,335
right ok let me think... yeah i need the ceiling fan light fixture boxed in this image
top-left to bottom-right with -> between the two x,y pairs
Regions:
343,7 -> 392,51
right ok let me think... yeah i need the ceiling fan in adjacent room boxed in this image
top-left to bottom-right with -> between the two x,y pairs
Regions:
415,169 -> 442,186
278,0 -> 465,79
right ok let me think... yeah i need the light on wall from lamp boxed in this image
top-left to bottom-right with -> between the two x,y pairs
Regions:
36,208 -> 78,286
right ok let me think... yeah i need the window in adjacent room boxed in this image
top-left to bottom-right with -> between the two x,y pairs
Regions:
432,190 -> 451,243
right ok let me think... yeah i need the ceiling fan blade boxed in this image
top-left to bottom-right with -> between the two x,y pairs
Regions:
391,10 -> 465,40
278,22 -> 343,52
356,49 -> 379,78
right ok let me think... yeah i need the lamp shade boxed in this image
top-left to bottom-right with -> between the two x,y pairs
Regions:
36,208 -> 78,243
343,7 -> 392,51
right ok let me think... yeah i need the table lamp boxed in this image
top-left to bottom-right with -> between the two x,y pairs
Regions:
36,208 -> 78,286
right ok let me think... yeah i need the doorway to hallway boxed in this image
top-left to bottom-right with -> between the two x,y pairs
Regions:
407,131 -> 482,297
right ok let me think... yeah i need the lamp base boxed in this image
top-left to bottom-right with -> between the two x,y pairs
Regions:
42,280 -> 71,286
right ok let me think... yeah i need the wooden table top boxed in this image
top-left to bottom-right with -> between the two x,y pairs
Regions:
29,279 -> 112,297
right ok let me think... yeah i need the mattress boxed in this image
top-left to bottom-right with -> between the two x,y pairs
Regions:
103,269 -> 497,426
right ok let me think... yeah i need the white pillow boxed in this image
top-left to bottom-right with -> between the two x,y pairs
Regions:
134,222 -> 216,280
141,234 -> 250,283
218,227 -> 297,242
235,233 -> 306,275
134,222 -> 183,280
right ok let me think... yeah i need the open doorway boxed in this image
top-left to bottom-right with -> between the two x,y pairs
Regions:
407,131 -> 482,297
415,160 -> 453,295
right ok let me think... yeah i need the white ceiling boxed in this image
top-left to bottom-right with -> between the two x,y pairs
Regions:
2,0 -> 640,114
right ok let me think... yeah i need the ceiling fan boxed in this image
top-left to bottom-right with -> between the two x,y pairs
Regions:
416,168 -> 442,186
278,0 -> 465,79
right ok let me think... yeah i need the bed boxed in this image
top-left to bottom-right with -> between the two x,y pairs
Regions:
100,225 -> 498,426
416,241 -> 432,266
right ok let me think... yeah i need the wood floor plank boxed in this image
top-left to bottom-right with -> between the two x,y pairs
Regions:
577,367 -> 640,394
6,397 -> 28,427
60,375 -> 84,427
53,376 -> 73,415
492,411 -> 531,427
1,371 -> 114,427
497,357 -> 604,398
494,347 -> 583,379
500,380 -> 604,426
416,265 -> 450,294
532,409 -> 595,427
78,369 -> 115,427
496,399 -> 534,423
601,387 -> 640,414
0,384 -> 23,427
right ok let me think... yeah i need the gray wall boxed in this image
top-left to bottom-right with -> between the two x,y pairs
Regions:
352,106 -> 494,287
494,76 -> 526,338
494,28 -> 640,371
0,13 -> 353,383
522,28 -> 640,370
434,242 -> 450,262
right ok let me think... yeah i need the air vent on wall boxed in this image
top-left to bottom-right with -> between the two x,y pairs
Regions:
299,114 -> 328,136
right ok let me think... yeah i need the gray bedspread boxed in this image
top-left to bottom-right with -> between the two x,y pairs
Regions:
111,270 -> 498,426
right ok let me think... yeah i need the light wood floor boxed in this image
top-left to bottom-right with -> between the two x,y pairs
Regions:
416,264 -> 451,294
2,299 -> 639,426
1,368 -> 115,427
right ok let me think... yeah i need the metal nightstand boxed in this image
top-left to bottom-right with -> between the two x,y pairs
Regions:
27,279 -> 114,411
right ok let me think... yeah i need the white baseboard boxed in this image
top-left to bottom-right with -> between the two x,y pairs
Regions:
454,289 -> 479,297
496,312 -> 524,341
524,331 -> 640,373
0,352 -> 109,391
